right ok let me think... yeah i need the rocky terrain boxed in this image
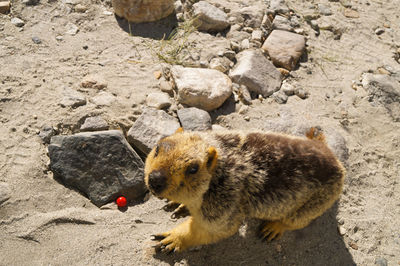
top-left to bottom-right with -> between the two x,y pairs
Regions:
1,0 -> 400,265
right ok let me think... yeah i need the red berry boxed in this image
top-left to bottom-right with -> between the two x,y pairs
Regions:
116,196 -> 127,207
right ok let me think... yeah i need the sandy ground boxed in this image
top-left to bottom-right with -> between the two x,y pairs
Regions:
1,0 -> 400,265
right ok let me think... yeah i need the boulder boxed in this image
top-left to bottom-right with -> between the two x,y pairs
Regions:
171,66 -> 232,111
48,130 -> 146,207
262,30 -> 306,71
112,0 -> 175,23
177,107 -> 212,131
127,109 -> 180,155
192,1 -> 229,32
229,49 -> 282,97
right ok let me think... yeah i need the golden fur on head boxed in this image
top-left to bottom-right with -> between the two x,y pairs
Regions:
144,130 -> 218,204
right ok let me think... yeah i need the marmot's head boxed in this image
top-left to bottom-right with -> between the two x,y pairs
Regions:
144,129 -> 218,204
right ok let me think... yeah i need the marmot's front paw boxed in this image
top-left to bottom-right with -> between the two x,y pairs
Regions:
259,221 -> 288,241
162,202 -> 190,219
152,231 -> 185,253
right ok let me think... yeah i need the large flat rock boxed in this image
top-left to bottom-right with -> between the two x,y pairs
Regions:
229,49 -> 282,97
127,109 -> 181,155
171,66 -> 232,111
262,30 -> 306,71
48,130 -> 146,207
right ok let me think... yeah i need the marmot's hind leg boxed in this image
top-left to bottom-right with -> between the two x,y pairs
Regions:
259,187 -> 341,241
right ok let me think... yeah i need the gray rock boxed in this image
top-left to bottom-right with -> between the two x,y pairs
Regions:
80,116 -> 109,132
262,30 -> 306,71
177,107 -> 211,131
171,66 -> 232,111
39,125 -> 55,144
238,6 -> 264,28
272,15 -> 293,32
127,109 -> 180,155
229,49 -> 282,97
270,0 -> 290,14
192,1 -> 229,32
32,36 -> 42,44
375,257 -> 387,266
273,91 -> 288,104
59,88 -> 87,108
146,92 -> 172,110
318,4 -> 332,16
91,91 -> 116,106
11,18 -> 25,27
362,73 -> 400,121
48,130 -> 146,207
0,182 -> 11,206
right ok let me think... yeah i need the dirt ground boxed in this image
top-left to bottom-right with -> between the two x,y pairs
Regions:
1,0 -> 399,265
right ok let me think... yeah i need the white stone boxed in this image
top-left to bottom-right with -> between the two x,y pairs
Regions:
11,18 -> 25,27
66,23 -> 79,35
171,66 -> 232,111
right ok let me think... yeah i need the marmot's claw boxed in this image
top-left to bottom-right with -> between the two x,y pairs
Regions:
259,221 -> 286,242
163,201 -> 180,212
170,205 -> 190,219
151,234 -> 166,241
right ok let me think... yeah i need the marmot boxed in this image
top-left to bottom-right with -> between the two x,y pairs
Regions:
144,128 -> 345,252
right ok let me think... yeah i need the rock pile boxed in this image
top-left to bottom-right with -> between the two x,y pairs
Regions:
45,0 -> 351,209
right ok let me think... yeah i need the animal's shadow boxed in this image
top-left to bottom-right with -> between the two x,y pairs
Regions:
153,203 -> 355,265
115,13 -> 178,40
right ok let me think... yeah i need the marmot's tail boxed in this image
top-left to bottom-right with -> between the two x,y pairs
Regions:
305,127 -> 326,142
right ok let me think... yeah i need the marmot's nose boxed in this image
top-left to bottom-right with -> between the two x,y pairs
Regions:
148,170 -> 167,194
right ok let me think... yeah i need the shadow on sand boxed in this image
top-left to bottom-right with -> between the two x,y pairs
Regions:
153,203 -> 355,265
115,13 -> 178,40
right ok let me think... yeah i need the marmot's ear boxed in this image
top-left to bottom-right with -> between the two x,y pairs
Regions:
206,147 -> 218,171
175,127 -> 184,134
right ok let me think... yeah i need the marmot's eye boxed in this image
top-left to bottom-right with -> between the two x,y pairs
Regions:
186,164 -> 199,175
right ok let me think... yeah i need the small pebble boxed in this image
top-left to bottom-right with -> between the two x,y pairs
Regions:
276,244 -> 282,253
338,225 -> 346,235
74,4 -> 88,13
103,11 -> 113,16
153,71 -> 162,80
349,241 -> 358,250
32,36 -> 41,44
83,45 -> 88,50
56,36 -> 63,41
11,17 -> 25,27
295,88 -> 309,99
375,28 -> 385,35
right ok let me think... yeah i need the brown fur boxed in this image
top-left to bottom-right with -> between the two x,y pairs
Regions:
144,129 -> 345,252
